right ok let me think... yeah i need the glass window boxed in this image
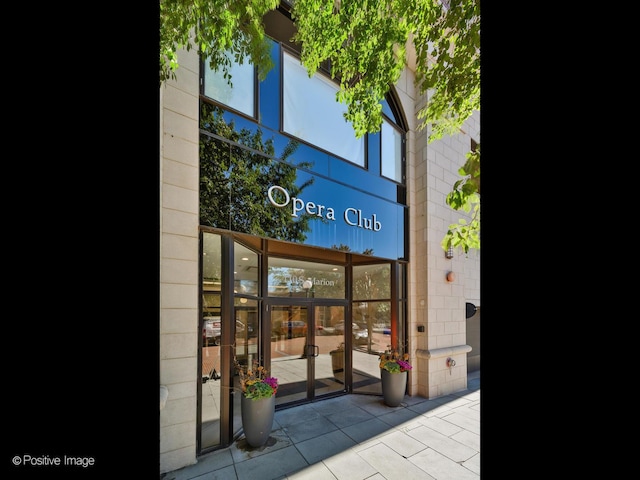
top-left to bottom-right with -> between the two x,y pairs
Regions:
352,264 -> 391,300
201,232 -> 223,451
268,256 -> 345,298
282,51 -> 365,167
381,118 -> 403,183
234,242 -> 259,297
351,262 -> 393,394
353,300 -> 391,348
203,56 -> 255,117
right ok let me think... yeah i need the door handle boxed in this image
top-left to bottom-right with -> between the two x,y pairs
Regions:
304,345 -> 319,357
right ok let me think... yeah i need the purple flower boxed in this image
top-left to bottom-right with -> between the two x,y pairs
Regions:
397,360 -> 412,371
264,377 -> 278,389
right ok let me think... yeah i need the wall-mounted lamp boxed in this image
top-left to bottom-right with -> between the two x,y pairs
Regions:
446,271 -> 455,283
445,245 -> 454,259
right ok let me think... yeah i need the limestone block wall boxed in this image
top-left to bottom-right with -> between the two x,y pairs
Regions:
411,102 -> 480,398
392,66 -> 421,398
159,47 -> 201,475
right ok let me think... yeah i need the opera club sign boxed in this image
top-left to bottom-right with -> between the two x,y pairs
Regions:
267,185 -> 382,232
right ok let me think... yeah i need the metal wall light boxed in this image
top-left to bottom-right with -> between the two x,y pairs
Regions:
445,245 -> 454,259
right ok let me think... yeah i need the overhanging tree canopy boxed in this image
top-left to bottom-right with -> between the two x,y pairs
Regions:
160,0 -> 480,252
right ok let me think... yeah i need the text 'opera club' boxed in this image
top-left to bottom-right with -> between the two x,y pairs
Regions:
267,185 -> 382,232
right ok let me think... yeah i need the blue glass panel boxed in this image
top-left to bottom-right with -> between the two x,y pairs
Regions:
288,142 -> 330,176
259,40 -> 281,130
200,104 -> 406,260
203,107 -> 340,188
328,157 -> 396,201
267,172 -> 404,260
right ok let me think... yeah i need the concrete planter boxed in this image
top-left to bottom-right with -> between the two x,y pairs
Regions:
241,394 -> 275,447
380,369 -> 407,407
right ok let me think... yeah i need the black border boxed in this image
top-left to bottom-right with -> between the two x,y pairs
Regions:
4,5 -> 160,477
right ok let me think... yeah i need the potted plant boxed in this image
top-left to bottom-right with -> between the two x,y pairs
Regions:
330,342 -> 345,383
235,358 -> 278,447
378,346 -> 412,407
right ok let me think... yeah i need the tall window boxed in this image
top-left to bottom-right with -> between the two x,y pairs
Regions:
282,51 -> 365,166
381,118 -> 403,183
200,232 -> 223,452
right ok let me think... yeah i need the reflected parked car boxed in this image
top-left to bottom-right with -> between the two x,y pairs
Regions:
353,322 -> 369,344
204,317 -> 251,345
333,321 -> 369,345
235,319 -> 257,337
203,317 -> 221,345
316,324 -> 337,335
372,322 -> 391,335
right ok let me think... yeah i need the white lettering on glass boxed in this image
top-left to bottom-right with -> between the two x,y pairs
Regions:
267,185 -> 381,230
344,208 -> 382,231
284,274 -> 337,287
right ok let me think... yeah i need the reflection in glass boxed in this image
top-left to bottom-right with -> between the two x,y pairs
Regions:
234,242 -> 259,297
270,304 -> 347,406
353,264 -> 391,300
352,263 -> 392,395
200,102 -> 317,242
233,298 -> 259,438
313,305 -> 348,397
270,305 -> 309,404
282,51 -> 365,166
353,301 -> 391,355
268,257 -> 345,298
203,52 -> 254,117
381,118 -> 403,183
201,233 -> 222,450
199,102 -> 405,260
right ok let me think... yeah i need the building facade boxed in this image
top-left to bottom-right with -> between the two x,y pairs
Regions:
160,8 -> 480,475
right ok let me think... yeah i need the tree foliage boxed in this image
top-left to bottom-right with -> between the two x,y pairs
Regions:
160,0 -> 479,139
160,0 -> 480,252
442,145 -> 480,254
199,102 -> 316,241
291,0 -> 479,141
160,0 -> 279,85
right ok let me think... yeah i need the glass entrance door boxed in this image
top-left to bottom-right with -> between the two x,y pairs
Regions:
312,305 -> 348,398
269,303 -> 346,406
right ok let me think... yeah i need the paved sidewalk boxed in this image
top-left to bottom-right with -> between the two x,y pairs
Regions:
162,370 -> 480,480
